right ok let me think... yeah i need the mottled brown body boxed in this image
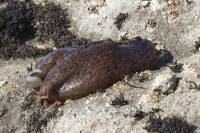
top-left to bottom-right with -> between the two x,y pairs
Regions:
26,38 -> 158,103
26,46 -> 82,91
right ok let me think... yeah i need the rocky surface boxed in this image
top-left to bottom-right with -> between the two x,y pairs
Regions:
0,0 -> 200,133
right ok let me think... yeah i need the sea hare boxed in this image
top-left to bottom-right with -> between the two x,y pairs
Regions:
26,37 -> 158,105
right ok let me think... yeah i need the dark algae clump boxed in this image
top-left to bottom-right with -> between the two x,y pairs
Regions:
133,110 -> 147,121
114,13 -> 128,30
19,91 -> 63,133
144,116 -> 197,133
35,2 -> 69,47
111,93 -> 129,106
0,44 -> 53,59
0,0 -> 51,59
192,37 -> 200,53
26,107 -> 63,133
133,108 -> 162,121
0,0 -> 89,59
168,60 -> 183,73
34,2 -> 89,48
0,0 -> 35,46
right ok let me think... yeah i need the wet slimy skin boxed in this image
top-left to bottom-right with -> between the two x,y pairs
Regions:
26,38 -> 158,105
26,46 -> 82,91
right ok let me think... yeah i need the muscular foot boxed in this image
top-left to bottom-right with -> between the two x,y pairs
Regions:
53,101 -> 62,107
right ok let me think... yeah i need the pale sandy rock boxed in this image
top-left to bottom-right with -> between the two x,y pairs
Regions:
140,0 -> 150,8
152,73 -> 177,95
0,80 -> 7,88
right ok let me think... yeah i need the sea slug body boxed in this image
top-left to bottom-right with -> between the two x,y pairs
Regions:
26,37 -> 158,105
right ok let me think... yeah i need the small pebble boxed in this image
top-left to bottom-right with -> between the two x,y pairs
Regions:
0,80 -> 7,88
86,100 -> 90,104
106,103 -> 110,107
140,1 -> 150,7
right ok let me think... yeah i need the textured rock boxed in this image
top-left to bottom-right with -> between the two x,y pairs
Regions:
140,0 -> 150,8
0,80 -> 7,88
0,0 -> 200,132
152,73 -> 178,95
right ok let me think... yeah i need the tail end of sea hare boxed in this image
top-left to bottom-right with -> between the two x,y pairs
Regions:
157,49 -> 174,68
